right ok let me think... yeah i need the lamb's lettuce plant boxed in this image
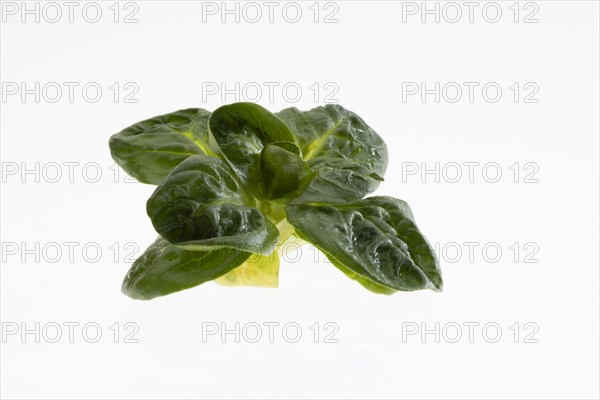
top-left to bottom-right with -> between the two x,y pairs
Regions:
109,102 -> 442,300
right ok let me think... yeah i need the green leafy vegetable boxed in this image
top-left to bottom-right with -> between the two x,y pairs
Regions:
122,237 -> 250,300
109,103 -> 442,300
146,155 -> 279,255
276,105 -> 388,204
109,108 -> 214,184
285,196 -> 442,293
260,142 -> 310,200
208,102 -> 300,199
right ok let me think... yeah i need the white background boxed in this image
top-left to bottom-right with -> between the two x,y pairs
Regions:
1,1 -> 599,399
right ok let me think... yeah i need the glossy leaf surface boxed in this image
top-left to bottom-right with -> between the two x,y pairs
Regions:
260,143 -> 310,200
109,108 -> 213,184
147,155 -> 278,255
208,102 -> 297,199
276,105 -> 388,204
122,237 -> 250,300
286,196 -> 442,292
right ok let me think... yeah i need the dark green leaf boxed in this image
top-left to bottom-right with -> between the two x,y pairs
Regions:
286,196 -> 442,292
147,155 -> 279,255
208,102 -> 296,199
260,143 -> 310,200
122,237 -> 250,300
290,159 -> 380,205
109,108 -> 214,184
276,105 -> 388,204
